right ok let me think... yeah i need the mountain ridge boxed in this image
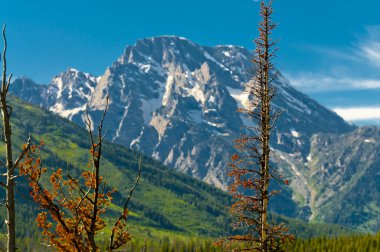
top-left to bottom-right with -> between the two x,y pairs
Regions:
0,95 -> 357,251
12,36 -> 375,229
10,35 -> 353,187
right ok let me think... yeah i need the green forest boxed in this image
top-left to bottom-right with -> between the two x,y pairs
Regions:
0,0 -> 379,251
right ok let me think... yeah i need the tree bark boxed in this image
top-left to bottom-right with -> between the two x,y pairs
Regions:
3,72 -> 16,252
1,25 -> 16,252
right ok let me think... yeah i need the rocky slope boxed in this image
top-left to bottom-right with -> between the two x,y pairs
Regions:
306,126 -> 380,230
10,36 -> 353,187
0,97 -> 357,247
11,36 -> 366,227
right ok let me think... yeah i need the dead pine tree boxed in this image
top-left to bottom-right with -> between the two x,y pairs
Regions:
0,25 -> 31,252
19,96 -> 141,251
218,1 -> 293,251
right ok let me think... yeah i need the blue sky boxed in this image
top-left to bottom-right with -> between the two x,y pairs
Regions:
1,0 -> 380,124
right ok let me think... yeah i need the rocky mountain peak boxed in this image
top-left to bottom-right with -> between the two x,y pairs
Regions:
44,68 -> 98,120
12,76 -> 39,87
11,36 -> 380,231
10,36 -> 353,190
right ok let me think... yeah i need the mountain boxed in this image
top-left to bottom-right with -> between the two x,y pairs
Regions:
10,36 -> 353,189
3,96 -> 231,238
0,96 -> 357,252
14,36 -> 377,229
306,126 -> 380,230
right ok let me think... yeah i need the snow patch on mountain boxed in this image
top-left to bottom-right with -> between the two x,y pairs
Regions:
50,103 -> 87,120
291,129 -> 300,138
9,35 -> 353,195
113,105 -> 130,142
162,75 -> 174,106
226,87 -> 250,110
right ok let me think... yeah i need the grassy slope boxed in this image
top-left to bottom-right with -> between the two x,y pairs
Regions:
3,96 -> 230,239
0,96 -> 358,249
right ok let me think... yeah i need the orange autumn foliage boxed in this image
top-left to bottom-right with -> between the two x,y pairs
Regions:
19,97 -> 140,251
218,1 -> 293,251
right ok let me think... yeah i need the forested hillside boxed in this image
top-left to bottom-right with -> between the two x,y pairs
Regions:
0,96 -> 357,251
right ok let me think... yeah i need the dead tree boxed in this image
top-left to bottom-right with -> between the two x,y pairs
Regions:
0,25 -> 31,252
219,1 -> 293,251
19,96 -> 141,251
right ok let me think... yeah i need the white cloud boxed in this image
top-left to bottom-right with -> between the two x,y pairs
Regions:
358,26 -> 380,68
287,26 -> 380,92
359,41 -> 380,67
286,73 -> 380,92
333,107 -> 380,121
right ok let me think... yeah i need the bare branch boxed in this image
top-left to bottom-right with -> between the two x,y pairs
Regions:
109,156 -> 141,250
123,156 -> 141,212
2,25 -> 7,95
12,135 -> 31,172
5,73 -> 11,94
0,181 -> 6,188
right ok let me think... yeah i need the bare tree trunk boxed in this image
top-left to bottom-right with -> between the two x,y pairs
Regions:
260,77 -> 270,252
89,137 -> 101,251
1,25 -> 16,252
4,125 -> 15,252
220,1 -> 294,251
261,13 -> 271,251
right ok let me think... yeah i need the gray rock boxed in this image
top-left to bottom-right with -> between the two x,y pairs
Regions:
10,36 -> 362,226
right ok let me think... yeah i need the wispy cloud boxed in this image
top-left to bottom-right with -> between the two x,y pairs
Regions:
358,26 -> 380,68
288,26 -> 380,92
333,107 -> 380,121
297,43 -> 360,62
287,73 -> 380,92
